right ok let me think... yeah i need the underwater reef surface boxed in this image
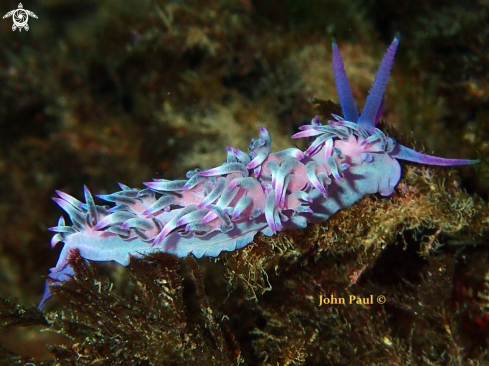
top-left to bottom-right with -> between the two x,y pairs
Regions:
0,0 -> 488,364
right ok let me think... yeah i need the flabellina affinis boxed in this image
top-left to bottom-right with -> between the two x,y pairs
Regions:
39,36 -> 478,308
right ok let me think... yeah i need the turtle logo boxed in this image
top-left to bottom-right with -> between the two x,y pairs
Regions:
3,3 -> 38,32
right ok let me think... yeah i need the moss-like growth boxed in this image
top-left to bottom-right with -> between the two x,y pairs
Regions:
39,250 -> 243,365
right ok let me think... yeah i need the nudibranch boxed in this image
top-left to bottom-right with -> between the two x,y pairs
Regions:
39,36 -> 478,308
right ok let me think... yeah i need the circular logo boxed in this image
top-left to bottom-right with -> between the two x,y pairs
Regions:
12,9 -> 29,29
3,4 -> 38,32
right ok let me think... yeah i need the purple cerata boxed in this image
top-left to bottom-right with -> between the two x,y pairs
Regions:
39,36 -> 479,308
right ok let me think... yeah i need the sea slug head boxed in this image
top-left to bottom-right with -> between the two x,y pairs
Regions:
334,34 -> 478,165
294,35 -> 479,198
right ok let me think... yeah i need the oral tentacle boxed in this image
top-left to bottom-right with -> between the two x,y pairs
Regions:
393,144 -> 480,166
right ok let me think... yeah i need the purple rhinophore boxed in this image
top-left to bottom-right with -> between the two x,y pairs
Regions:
39,37 -> 479,308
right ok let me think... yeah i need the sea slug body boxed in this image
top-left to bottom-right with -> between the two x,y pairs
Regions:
39,36 -> 479,308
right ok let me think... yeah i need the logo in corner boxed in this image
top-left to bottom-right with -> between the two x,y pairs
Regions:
3,3 -> 38,32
